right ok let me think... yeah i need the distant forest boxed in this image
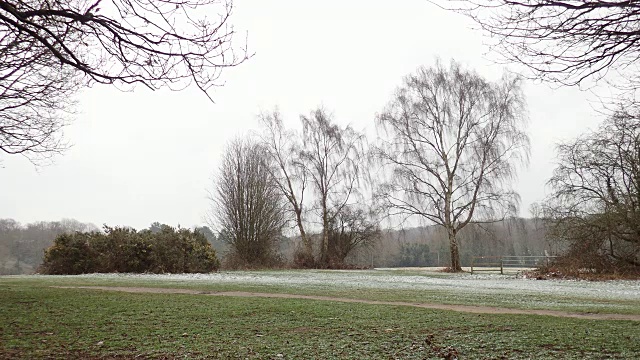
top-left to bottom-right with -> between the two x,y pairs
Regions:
0,219 -> 98,274
0,217 -> 548,274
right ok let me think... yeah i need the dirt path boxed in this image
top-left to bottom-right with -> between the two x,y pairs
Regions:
53,286 -> 640,321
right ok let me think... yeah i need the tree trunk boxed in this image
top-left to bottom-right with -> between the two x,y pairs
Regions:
321,222 -> 329,266
296,209 -> 314,266
448,227 -> 462,272
298,224 -> 313,256
320,195 -> 329,266
295,208 -> 311,252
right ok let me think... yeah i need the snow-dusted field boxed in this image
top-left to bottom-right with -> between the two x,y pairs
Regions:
59,268 -> 640,306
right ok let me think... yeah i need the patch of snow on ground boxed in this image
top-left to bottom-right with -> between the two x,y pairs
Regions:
62,269 -> 640,303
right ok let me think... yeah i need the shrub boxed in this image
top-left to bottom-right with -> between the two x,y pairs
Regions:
40,232 -> 102,275
40,225 -> 220,274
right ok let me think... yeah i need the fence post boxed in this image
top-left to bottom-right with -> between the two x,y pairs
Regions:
500,257 -> 504,275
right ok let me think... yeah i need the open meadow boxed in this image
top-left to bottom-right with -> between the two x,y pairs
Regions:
2,268 -> 640,359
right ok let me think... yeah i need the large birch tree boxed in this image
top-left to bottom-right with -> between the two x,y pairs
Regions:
374,60 -> 529,271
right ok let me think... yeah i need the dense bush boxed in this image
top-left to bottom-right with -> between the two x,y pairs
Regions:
40,225 -> 220,274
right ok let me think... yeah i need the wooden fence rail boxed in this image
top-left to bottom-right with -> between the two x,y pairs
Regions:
471,255 -> 557,274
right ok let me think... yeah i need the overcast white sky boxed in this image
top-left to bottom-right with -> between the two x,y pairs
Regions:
0,0 -> 604,230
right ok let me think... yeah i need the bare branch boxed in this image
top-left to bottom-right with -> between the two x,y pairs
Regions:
1,0 -> 247,163
448,0 -> 640,90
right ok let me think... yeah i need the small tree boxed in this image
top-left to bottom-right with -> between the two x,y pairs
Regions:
212,138 -> 287,267
545,105 -> 640,271
374,60 -> 529,271
326,205 -> 380,266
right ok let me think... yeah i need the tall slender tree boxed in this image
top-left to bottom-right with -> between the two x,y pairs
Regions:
258,110 -> 313,265
299,108 -> 366,266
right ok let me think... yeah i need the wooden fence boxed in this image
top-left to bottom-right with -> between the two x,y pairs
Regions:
471,255 -> 556,274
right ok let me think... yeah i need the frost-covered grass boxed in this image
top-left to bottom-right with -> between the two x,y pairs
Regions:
3,268 -> 640,314
1,275 -> 640,359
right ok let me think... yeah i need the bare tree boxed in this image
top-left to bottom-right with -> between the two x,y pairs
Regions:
299,108 -> 366,266
1,0 -> 247,161
257,110 -> 314,266
545,105 -> 640,269
374,60 -> 529,271
327,204 -> 380,265
212,138 -> 286,267
451,0 -> 640,89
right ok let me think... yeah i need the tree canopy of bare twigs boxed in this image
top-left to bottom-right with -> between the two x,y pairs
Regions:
374,60 -> 529,271
1,0 -> 247,161
0,40 -> 77,162
257,110 -> 314,266
257,108 -> 374,268
451,0 -> 640,89
545,105 -> 640,269
299,108 -> 367,266
211,138 -> 286,267
327,204 -> 380,265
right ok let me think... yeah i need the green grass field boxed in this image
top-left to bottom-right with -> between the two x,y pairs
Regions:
2,271 -> 640,359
